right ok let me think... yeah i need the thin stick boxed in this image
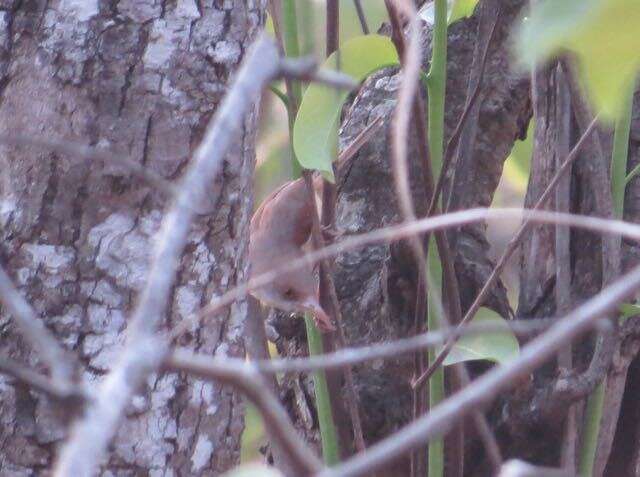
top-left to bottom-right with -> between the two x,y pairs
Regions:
0,134 -> 177,197
172,318 -> 560,376
426,8 -> 499,217
554,63 -> 576,471
317,261 -> 640,477
304,171 -> 367,454
172,205 -> 640,341
0,355 -> 83,402
0,265 -> 74,383
311,0 -> 366,455
384,3 -> 439,474
165,350 -> 322,473
413,115 -> 600,389
353,0 -> 370,34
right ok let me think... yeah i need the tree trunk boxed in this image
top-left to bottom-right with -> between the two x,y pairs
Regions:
0,1 -> 264,474
270,1 -> 530,472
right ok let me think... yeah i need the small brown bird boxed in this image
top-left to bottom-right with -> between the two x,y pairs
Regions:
249,116 -> 384,331
249,176 -> 335,331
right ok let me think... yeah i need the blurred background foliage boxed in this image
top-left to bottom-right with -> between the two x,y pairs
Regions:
247,0 -> 532,463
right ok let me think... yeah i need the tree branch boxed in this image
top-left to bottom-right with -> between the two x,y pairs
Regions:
173,206 -> 640,340
0,265 -> 75,383
317,261 -> 640,477
164,349 -> 322,474
0,355 -> 84,403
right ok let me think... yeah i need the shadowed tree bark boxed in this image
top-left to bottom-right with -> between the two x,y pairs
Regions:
269,1 -> 640,475
0,1 -> 264,474
270,1 -> 530,473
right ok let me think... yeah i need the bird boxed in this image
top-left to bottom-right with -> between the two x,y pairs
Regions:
248,116 -> 384,331
248,175 -> 335,331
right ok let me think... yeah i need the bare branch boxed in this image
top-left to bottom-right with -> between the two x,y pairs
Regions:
173,206 -> 640,340
279,57 -> 358,90
164,349 -> 322,474
0,265 -> 74,383
172,318 -> 561,376
318,261 -> 640,477
353,0 -> 370,34
53,34 -> 284,477
426,6 -> 500,218
0,134 -> 176,197
0,355 -> 84,403
413,115 -> 600,389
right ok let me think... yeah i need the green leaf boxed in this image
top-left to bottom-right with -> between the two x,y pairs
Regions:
619,303 -> 640,323
419,0 -> 479,25
450,0 -> 480,23
515,0 -> 640,121
292,35 -> 399,177
223,464 -> 283,477
443,307 -> 520,366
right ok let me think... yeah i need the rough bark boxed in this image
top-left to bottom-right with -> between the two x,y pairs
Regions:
514,53 -> 640,477
0,1 -> 264,474
269,1 -> 530,472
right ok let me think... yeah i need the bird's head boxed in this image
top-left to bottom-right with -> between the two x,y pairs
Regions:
251,265 -> 334,331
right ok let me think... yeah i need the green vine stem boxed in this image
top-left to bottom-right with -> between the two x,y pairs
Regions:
280,0 -> 340,465
579,82 -> 634,477
425,0 -> 448,476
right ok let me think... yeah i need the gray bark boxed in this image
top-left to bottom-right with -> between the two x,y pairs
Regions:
0,0 -> 264,474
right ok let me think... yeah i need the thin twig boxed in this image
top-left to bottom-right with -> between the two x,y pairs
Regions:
172,318 -> 561,376
553,63 -> 576,471
413,115 -> 600,389
172,206 -> 640,341
0,355 -> 84,403
244,296 -> 299,474
385,2 -> 496,471
0,134 -> 177,197
383,3 -> 436,473
164,350 -> 322,473
311,0 -> 366,454
303,170 -> 366,454
0,265 -> 74,383
353,0 -> 370,34
54,35 -> 286,477
317,260 -> 640,477
279,58 -> 358,89
426,8 -> 499,217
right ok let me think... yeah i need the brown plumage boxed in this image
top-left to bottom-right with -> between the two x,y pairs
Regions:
249,176 -> 334,331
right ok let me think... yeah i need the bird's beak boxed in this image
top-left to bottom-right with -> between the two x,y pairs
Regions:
302,298 -> 335,332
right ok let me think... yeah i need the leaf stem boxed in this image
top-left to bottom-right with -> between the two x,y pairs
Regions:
280,0 -> 340,464
426,1 -> 448,476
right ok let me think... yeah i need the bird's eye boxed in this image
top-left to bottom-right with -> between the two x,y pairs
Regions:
283,288 -> 296,299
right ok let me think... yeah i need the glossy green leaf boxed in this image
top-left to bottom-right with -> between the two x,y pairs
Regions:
515,0 -> 640,121
419,0 -> 479,25
443,307 -> 519,366
292,35 -> 399,177
223,464 -> 283,477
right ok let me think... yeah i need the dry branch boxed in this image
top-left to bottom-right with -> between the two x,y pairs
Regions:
175,207 -> 640,339
164,349 -> 322,474
318,260 -> 640,477
0,265 -> 74,383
